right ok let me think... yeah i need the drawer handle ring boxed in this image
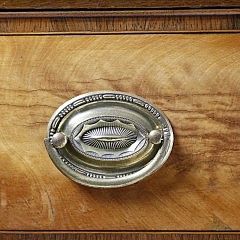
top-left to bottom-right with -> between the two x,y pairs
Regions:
44,91 -> 174,188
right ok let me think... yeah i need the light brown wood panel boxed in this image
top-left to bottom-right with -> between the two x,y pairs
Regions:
0,35 -> 239,231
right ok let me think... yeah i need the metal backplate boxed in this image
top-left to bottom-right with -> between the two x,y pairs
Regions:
44,91 -> 174,188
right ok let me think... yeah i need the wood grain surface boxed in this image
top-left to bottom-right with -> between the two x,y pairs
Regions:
0,0 -> 240,9
1,9 -> 240,34
1,232 -> 240,240
0,35 -> 239,231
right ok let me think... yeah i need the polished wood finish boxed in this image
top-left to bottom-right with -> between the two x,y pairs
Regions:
0,0 -> 240,9
1,0 -> 239,34
0,35 -> 239,232
0,9 -> 239,34
1,232 -> 240,240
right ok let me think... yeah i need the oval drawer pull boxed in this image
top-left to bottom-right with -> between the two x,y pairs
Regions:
44,91 -> 174,188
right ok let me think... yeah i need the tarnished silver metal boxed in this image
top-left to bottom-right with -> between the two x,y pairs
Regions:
44,91 -> 174,188
52,132 -> 68,148
148,129 -> 162,145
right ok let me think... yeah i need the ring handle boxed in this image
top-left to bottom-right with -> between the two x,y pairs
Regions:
44,91 -> 174,188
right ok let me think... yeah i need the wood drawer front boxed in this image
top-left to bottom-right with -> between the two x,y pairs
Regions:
0,35 -> 239,231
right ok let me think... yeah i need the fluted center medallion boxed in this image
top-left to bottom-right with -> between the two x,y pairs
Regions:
71,119 -> 148,160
